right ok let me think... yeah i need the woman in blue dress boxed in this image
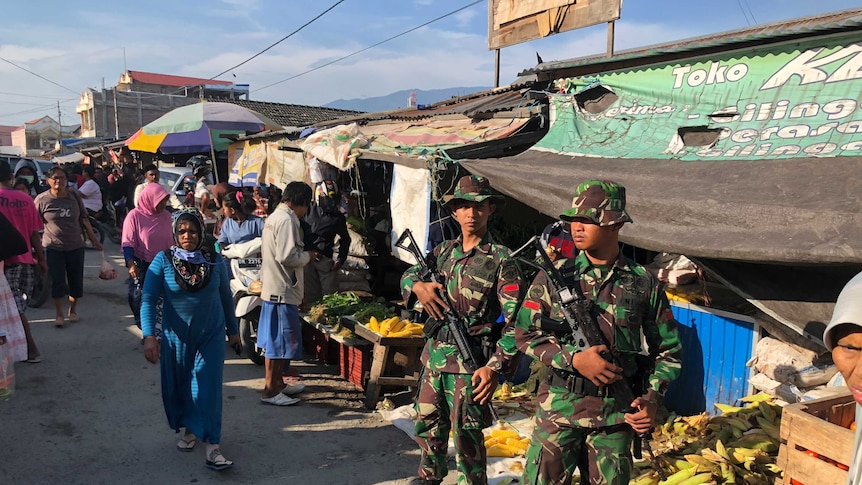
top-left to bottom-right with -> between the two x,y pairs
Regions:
141,208 -> 240,471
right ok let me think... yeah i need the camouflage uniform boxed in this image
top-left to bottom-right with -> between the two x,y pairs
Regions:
515,180 -> 683,485
401,176 -> 521,485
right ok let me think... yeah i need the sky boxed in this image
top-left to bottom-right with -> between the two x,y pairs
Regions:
1,0 -> 860,127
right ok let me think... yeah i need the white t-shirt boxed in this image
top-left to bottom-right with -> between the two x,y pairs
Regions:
195,180 -> 211,200
133,181 -> 149,206
78,179 -> 103,213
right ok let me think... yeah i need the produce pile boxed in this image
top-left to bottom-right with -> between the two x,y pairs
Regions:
307,292 -> 396,336
484,427 -> 531,458
365,316 -> 424,337
631,394 -> 785,485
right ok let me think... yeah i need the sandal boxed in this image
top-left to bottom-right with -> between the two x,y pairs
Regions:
206,448 -> 233,471
176,435 -> 196,452
68,313 -> 80,323
55,317 -> 65,328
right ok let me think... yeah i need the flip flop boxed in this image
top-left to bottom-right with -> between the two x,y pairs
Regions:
206,448 -> 233,471
260,393 -> 300,406
176,436 -> 196,452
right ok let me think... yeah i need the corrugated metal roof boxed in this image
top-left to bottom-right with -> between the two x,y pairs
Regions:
211,98 -> 362,128
523,7 -> 862,75
315,85 -> 534,125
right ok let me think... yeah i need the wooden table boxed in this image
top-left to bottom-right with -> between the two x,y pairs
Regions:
353,321 -> 426,409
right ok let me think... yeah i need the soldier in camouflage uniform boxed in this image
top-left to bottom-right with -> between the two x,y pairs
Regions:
402,175 -> 521,485
515,180 -> 682,485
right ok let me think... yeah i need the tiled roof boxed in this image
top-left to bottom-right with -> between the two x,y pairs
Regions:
128,70 -> 234,87
212,98 -> 363,127
523,7 -> 862,76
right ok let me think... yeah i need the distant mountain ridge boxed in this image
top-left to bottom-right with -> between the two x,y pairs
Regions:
323,86 -> 491,113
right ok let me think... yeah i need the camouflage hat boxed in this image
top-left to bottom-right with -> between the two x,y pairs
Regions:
444,175 -> 504,207
560,179 -> 632,226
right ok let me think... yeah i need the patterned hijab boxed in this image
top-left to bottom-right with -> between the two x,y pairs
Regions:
169,208 -> 215,292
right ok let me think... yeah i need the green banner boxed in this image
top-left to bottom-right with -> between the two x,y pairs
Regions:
536,34 -> 862,160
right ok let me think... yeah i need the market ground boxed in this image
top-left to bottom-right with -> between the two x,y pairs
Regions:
0,243 -> 463,485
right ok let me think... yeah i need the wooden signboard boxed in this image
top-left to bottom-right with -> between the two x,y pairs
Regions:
488,0 -> 621,50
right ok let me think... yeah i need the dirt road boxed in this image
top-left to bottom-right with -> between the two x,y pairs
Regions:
0,244 -> 456,485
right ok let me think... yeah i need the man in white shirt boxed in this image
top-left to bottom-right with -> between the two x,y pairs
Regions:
194,165 -> 214,219
133,164 -> 160,207
78,164 -> 103,215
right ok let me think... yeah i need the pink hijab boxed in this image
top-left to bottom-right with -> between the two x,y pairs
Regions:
121,182 -> 174,263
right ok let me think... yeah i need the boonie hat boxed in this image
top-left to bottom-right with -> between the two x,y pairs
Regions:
560,179 -> 632,226
823,271 -> 862,350
444,175 -> 504,207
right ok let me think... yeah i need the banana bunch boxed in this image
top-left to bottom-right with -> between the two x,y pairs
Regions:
631,393 -> 785,485
484,428 -> 530,458
366,316 -> 424,337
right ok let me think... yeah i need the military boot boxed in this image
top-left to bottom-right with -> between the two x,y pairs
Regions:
407,478 -> 442,485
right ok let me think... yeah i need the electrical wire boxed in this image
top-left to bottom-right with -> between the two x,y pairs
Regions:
736,0 -> 752,26
0,56 -> 79,94
253,0 -> 484,94
209,0 -> 346,80
742,0 -> 758,24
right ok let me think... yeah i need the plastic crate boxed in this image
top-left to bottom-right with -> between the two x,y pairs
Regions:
339,343 -> 371,391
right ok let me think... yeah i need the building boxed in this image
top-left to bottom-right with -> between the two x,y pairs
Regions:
116,70 -> 250,100
77,70 -> 251,139
10,116 -> 80,157
77,69 -> 361,140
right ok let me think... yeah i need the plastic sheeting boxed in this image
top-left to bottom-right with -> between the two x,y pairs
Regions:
389,165 -> 430,264
463,151 -> 862,265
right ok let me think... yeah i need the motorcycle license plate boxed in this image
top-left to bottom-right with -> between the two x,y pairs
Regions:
238,258 -> 262,268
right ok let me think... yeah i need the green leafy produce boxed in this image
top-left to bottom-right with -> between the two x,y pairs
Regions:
315,292 -> 361,309
353,303 -> 396,323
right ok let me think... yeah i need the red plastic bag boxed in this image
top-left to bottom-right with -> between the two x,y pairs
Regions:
99,252 -> 119,280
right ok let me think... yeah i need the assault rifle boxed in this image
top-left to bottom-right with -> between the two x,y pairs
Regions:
396,229 -> 486,373
395,229 -> 499,420
511,236 -> 666,481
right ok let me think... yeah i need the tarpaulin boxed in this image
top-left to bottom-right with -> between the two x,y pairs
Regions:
464,152 -> 862,265
538,36 -> 862,161
390,165 -> 431,264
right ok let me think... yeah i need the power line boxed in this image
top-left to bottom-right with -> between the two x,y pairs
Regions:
0,56 -> 79,94
0,103 -> 62,119
253,0 -> 484,94
209,0 -> 347,80
742,0 -> 758,24
0,91 -> 78,100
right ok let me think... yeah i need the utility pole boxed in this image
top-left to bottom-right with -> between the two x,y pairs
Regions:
57,100 -> 62,152
113,89 -> 120,139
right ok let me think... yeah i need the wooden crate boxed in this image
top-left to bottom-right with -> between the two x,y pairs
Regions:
777,390 -> 855,485
354,322 -> 425,409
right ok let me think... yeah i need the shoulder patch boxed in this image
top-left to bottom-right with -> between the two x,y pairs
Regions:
529,286 -> 544,299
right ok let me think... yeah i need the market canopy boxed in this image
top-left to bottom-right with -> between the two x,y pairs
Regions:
462,150 -> 862,342
126,102 -> 282,154
463,151 -> 862,265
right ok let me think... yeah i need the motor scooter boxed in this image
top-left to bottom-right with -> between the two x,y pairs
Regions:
220,237 -> 265,365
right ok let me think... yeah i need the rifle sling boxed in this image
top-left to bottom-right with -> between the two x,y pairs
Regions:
548,369 -> 606,397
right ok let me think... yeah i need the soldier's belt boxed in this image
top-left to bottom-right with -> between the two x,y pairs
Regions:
548,370 -> 606,398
